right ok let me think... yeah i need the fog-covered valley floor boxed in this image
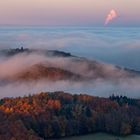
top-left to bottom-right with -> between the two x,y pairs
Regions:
0,27 -> 140,98
0,48 -> 140,98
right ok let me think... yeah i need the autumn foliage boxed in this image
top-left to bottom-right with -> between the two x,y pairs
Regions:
0,92 -> 139,139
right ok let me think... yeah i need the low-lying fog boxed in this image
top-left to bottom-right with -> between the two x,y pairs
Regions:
0,52 -> 140,99
0,26 -> 140,98
1,26 -> 140,70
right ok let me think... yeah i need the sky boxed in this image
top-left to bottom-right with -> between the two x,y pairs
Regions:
0,0 -> 140,26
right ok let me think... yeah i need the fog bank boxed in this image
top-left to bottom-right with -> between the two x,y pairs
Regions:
0,51 -> 139,98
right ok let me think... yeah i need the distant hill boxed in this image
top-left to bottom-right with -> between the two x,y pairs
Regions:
0,48 -> 140,83
0,92 -> 140,139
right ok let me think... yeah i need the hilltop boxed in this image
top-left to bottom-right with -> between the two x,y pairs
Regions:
0,47 -> 73,57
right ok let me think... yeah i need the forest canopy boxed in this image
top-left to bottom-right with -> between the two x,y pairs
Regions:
0,92 -> 140,139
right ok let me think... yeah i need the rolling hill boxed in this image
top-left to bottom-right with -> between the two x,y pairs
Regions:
0,48 -> 139,83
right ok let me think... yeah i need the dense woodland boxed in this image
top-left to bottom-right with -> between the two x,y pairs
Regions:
0,92 -> 140,139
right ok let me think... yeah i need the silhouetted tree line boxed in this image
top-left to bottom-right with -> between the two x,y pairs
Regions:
0,92 -> 140,139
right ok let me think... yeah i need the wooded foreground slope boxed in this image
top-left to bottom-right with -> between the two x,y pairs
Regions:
0,92 -> 140,139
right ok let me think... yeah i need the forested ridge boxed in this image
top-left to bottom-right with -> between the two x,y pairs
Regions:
0,92 -> 140,139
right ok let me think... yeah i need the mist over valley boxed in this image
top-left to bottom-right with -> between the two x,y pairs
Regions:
0,46 -> 139,98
